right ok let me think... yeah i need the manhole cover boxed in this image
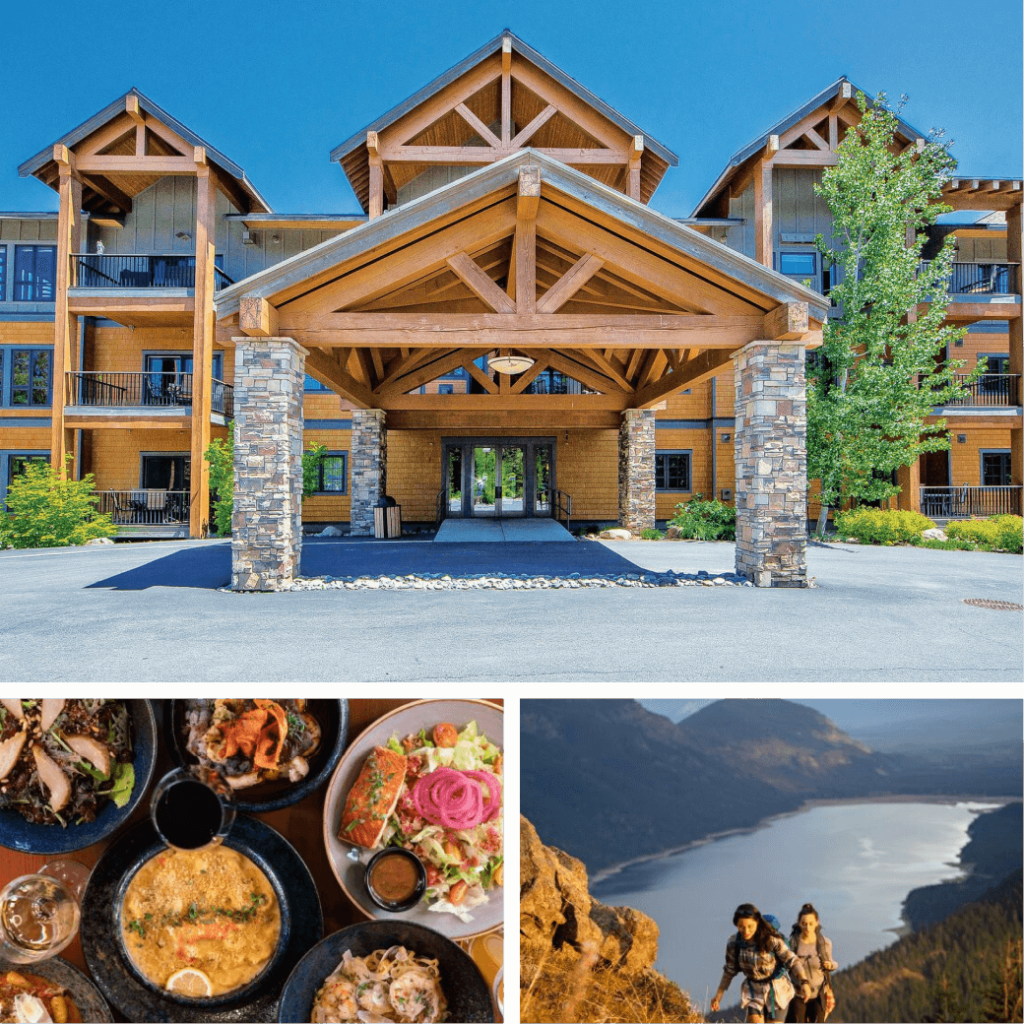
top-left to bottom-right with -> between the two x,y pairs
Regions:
963,598 -> 1024,611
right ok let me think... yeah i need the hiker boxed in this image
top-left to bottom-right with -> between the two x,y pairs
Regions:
709,902 -> 812,1023
785,903 -> 837,1023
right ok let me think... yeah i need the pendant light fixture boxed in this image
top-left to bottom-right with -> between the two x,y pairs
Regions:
489,350 -> 535,374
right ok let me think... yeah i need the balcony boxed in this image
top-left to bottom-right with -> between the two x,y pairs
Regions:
94,489 -> 190,538
942,374 -> 1021,408
944,262 -> 1014,297
920,485 -> 1022,519
73,254 -> 234,290
65,372 -> 234,421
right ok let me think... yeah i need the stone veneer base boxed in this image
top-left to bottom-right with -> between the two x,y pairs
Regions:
618,408 -> 656,533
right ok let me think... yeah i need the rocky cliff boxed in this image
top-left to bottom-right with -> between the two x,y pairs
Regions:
521,815 -> 701,1024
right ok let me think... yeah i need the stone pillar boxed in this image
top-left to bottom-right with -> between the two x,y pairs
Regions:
350,409 -> 387,536
618,408 -> 656,534
231,336 -> 306,591
733,341 -> 807,587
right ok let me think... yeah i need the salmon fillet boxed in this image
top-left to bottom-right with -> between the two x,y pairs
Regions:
340,746 -> 407,849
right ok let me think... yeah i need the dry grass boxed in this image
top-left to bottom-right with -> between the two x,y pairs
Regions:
521,944 -> 704,1023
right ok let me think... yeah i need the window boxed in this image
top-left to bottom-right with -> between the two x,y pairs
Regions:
776,250 -> 819,293
438,383 -> 454,395
978,354 -> 1010,375
655,451 -> 691,491
9,349 -> 52,407
13,246 -> 57,302
0,246 -> 7,301
304,374 -> 329,391
981,451 -> 1011,487
313,451 -> 348,494
8,453 -> 49,485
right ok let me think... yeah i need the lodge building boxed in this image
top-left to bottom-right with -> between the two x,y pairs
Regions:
1,31 -> 1020,590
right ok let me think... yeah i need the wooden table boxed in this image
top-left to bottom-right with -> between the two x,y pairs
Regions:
0,698 -> 504,1022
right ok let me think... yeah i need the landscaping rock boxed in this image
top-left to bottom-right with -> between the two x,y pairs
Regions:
665,526 -> 683,539
85,537 -> 115,546
922,528 -> 948,541
599,528 -> 633,541
319,526 -> 343,537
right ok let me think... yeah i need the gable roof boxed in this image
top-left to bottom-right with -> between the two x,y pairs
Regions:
216,147 -> 828,322
690,77 -> 927,217
18,87 -> 271,215
330,30 -> 678,167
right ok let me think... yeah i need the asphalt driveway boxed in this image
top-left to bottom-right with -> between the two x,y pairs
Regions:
0,537 -> 1020,682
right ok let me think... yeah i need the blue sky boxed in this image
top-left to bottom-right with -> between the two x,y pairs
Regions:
2,0 -> 1021,217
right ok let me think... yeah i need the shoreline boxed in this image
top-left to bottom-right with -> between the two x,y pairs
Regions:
590,793 -> 1019,885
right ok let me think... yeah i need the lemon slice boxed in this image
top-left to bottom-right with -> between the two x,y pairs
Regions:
166,968 -> 213,998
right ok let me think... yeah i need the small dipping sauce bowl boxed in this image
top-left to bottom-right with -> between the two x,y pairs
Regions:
365,849 -> 427,913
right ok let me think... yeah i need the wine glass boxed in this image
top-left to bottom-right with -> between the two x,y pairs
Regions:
150,767 -> 235,850
0,872 -> 81,964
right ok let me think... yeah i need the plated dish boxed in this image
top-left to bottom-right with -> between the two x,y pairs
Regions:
277,922 -> 494,1024
82,816 -> 322,1023
323,701 -> 503,941
0,699 -> 156,856
170,699 -> 348,813
0,959 -> 112,1024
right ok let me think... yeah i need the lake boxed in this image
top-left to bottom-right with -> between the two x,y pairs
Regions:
590,800 -> 1002,1011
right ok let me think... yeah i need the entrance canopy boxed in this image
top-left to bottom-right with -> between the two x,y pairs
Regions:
216,149 -> 828,429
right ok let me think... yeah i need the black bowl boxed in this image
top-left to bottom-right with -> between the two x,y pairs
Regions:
0,957 -> 114,1022
0,699 -> 157,855
82,815 -> 323,1023
278,921 -> 495,1023
168,699 -> 348,812
365,848 -> 428,912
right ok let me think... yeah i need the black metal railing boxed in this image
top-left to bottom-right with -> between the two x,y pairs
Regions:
95,490 -> 190,526
552,488 -> 573,532
73,254 -> 234,290
68,372 -> 233,416
920,486 -> 1022,519
919,261 -> 1016,297
942,374 -> 1020,407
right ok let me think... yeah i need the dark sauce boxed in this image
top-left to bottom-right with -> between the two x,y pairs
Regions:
366,849 -> 427,911
154,780 -> 224,849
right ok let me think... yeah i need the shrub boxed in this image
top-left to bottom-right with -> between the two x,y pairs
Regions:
669,493 -> 736,541
834,507 -> 935,545
911,536 -> 978,551
0,461 -> 117,549
302,443 -> 328,498
947,516 -> 1023,553
204,431 -> 234,538
641,528 -> 664,540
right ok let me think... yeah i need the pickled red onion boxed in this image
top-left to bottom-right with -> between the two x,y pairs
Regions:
412,767 -> 502,829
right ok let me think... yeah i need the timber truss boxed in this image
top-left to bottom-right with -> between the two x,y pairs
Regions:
217,152 -> 828,429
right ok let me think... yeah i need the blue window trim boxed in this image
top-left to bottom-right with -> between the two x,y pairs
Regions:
979,449 -> 1012,487
142,350 -> 223,379
2,346 -> 54,408
1,449 -> 49,508
0,246 -> 7,303
13,245 -> 57,303
655,449 -> 693,492
304,374 -> 329,391
312,450 -> 348,495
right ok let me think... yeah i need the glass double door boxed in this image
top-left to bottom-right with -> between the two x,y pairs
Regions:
444,438 -> 555,518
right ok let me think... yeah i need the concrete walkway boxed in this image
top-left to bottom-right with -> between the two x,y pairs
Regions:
1,538 -> 1021,681
433,518 -> 576,542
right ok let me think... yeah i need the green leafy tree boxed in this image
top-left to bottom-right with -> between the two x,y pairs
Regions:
302,443 -> 328,499
0,460 -> 117,548
809,91 -> 981,536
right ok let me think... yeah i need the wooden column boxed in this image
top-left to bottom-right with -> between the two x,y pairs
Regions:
367,131 -> 383,220
51,149 -> 83,477
190,166 -> 216,537
896,460 -> 921,512
753,158 -> 773,268
1007,201 -> 1023,487
500,36 -> 512,147
515,167 -> 540,314
626,135 -> 643,201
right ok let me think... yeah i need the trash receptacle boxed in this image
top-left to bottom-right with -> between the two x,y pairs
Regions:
373,496 -> 402,539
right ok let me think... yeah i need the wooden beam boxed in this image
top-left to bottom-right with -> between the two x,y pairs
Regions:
462,355 -> 498,393
377,348 -> 489,396
386,409 -> 623,429
367,131 -> 383,220
190,169 -> 216,536
828,115 -> 839,150
509,357 -> 549,394
455,103 -> 501,148
510,105 -> 557,149
370,347 -> 385,381
626,135 -> 643,201
382,393 -> 629,412
829,81 -> 853,113
64,415 -> 192,430
536,252 -> 604,313
75,155 -> 198,175
633,349 -> 737,407
772,151 -> 838,167
304,346 -> 375,407
378,145 -> 627,165
125,95 -> 144,125
803,126 -> 830,151
238,295 -> 279,337
763,301 -> 810,340
282,312 -> 767,348
376,347 -> 452,392
78,173 -> 133,214
753,158 -> 772,268
352,346 -> 377,387
515,167 -> 540,314
78,115 -> 136,158
210,165 -> 251,215
568,348 -> 634,391
501,38 -> 512,148
543,349 -> 628,393
445,251 -> 516,313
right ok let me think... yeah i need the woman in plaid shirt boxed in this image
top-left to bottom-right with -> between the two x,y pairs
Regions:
709,903 -> 812,1023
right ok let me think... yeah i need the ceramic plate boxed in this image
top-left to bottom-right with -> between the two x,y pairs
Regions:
0,699 -> 157,855
168,699 -> 349,812
277,921 -> 494,1023
81,815 -> 323,1023
322,699 -> 503,941
0,956 -> 114,1022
